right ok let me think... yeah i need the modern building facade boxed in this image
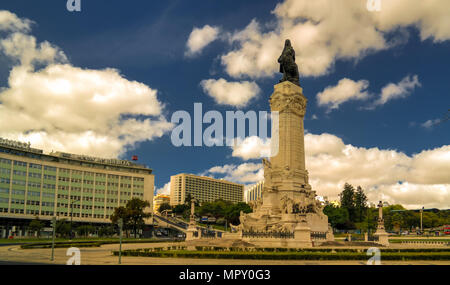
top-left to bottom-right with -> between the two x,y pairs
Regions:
169,173 -> 244,206
245,181 -> 264,203
153,194 -> 170,213
0,138 -> 154,238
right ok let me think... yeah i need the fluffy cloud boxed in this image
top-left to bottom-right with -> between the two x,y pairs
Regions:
185,25 -> 220,56
156,182 -> 171,195
316,75 -> 420,110
231,136 -> 271,160
0,11 -> 173,158
228,133 -> 450,208
220,0 -> 450,79
316,78 -> 370,110
200,78 -> 260,107
0,10 -> 32,32
206,162 -> 264,184
421,119 -> 441,129
372,75 -> 421,107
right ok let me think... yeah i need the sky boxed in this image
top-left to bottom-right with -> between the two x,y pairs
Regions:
0,0 -> 449,209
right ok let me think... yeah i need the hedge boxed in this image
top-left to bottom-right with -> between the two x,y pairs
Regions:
112,249 -> 450,261
20,238 -> 182,249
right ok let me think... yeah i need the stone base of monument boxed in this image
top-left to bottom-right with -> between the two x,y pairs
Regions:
185,223 -> 198,241
374,231 -> 389,246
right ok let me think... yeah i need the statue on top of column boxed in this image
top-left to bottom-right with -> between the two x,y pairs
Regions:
278,39 -> 300,86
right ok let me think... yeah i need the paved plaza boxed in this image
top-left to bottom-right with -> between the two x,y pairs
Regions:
0,242 -> 448,265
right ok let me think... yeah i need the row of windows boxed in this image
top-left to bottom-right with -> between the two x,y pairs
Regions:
0,158 -> 12,164
29,163 -> 42,169
0,166 -> 145,186
28,172 -> 41,178
0,160 -> 55,172
14,161 -> 27,167
12,190 -> 25,195
13,170 -> 27,176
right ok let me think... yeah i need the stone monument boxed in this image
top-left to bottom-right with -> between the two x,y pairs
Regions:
374,200 -> 389,246
232,39 -> 334,247
185,199 -> 198,241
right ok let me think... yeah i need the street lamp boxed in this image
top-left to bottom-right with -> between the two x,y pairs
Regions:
70,197 -> 81,240
420,206 -> 424,233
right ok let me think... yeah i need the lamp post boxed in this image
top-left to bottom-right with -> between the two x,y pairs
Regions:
70,198 -> 80,240
420,206 -> 424,234
50,216 -> 56,261
118,218 -> 123,265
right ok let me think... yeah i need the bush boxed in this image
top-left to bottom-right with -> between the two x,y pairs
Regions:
112,249 -> 450,261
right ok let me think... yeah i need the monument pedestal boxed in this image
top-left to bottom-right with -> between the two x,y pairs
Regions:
186,223 -> 198,241
235,81 -> 333,246
294,219 -> 312,247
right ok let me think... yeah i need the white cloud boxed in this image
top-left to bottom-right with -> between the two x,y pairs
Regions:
372,75 -> 421,107
228,132 -> 450,208
0,11 -> 173,158
185,25 -> 220,56
206,162 -> 264,184
0,10 -> 32,32
317,78 -> 370,110
421,119 -> 440,129
316,75 -> 420,110
200,78 -> 260,107
219,0 -> 450,79
231,136 -> 271,160
156,182 -> 171,195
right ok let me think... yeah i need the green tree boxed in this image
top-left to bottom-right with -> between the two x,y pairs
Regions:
55,219 -> 71,238
226,202 -> 252,225
98,226 -> 115,237
76,225 -> 95,238
339,183 -> 356,222
354,186 -> 368,223
126,198 -> 151,238
172,204 -> 190,219
28,217 -> 44,237
323,205 -> 350,230
111,206 -> 130,237
158,202 -> 172,214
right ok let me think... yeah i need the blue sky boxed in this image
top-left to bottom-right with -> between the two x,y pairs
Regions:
0,0 -> 449,208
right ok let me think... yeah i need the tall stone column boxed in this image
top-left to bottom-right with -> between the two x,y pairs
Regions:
186,199 -> 197,241
374,201 -> 389,246
268,81 -> 309,193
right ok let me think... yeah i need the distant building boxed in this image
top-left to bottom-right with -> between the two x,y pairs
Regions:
169,173 -> 244,206
153,194 -> 170,213
245,181 -> 264,202
0,137 -> 154,238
